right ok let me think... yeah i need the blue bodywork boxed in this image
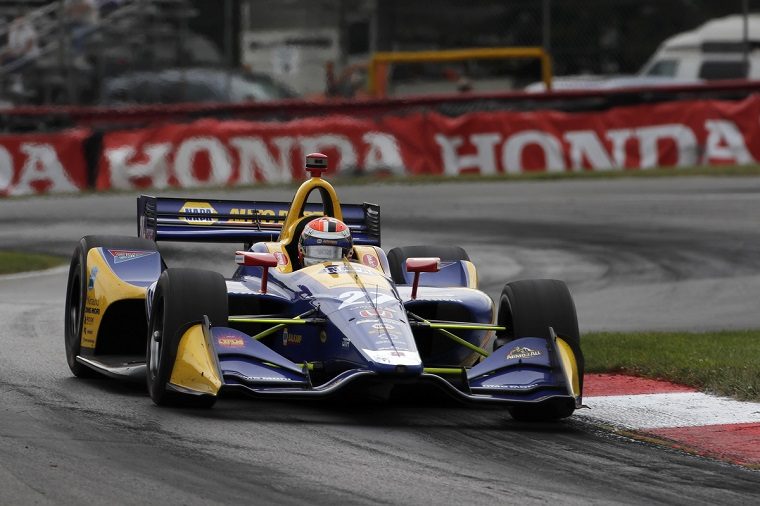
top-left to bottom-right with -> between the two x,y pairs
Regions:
134,193 -> 580,408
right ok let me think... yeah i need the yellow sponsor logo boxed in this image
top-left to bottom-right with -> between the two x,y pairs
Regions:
179,201 -> 218,225
282,330 -> 303,346
228,208 -> 323,225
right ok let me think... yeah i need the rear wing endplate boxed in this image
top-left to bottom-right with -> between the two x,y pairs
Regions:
137,195 -> 380,246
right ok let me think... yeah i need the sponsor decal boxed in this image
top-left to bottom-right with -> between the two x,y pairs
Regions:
108,249 -> 156,264
342,336 -> 350,349
372,323 -> 395,330
362,254 -> 379,268
338,290 -> 397,309
245,376 -> 295,382
372,336 -> 411,351
362,349 -> 422,366
84,306 -> 100,315
323,264 -> 374,275
422,297 -> 464,303
359,308 -> 393,318
229,207 -> 281,225
179,201 -> 218,225
319,330 -> 327,343
506,346 -> 542,360
273,251 -> 289,266
369,327 -> 403,336
482,384 -> 535,390
88,266 -> 98,290
282,330 -> 302,346
217,337 -> 245,347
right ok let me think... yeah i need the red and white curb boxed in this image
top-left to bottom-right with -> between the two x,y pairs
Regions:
576,374 -> 760,467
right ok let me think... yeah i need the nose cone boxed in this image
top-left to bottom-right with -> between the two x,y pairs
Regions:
361,349 -> 424,376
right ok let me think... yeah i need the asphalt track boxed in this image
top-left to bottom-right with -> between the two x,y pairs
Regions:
1,176 -> 759,504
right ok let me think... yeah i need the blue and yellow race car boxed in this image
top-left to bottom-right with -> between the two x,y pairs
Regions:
64,153 -> 584,421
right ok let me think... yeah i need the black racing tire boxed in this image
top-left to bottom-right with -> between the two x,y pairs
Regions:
64,235 -> 157,378
387,245 -> 470,285
146,268 -> 227,408
494,279 -> 583,422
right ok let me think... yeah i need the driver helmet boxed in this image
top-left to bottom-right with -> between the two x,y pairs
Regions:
298,217 -> 353,267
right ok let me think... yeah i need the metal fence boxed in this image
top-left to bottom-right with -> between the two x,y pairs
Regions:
0,0 -> 759,107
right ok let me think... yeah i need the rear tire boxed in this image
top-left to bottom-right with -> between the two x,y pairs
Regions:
387,245 -> 470,284
64,235 -> 157,377
146,268 -> 227,407
495,279 -> 583,421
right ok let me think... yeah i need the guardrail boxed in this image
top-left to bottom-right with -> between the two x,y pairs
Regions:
2,78 -> 760,133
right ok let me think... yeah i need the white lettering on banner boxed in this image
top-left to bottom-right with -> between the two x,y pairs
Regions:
230,136 -> 292,184
434,133 -> 500,175
103,133 -> 406,189
106,144 -> 172,189
564,131 -> 616,171
606,129 -> 635,168
0,146 -> 12,192
636,124 -> 698,169
10,144 -> 77,195
173,137 -> 231,188
502,130 -> 565,173
99,116 -> 757,190
432,121 -> 752,174
703,120 -> 756,165
299,135 -> 358,172
362,132 -> 405,174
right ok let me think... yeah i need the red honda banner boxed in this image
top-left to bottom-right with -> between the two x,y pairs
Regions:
97,95 -> 760,190
0,129 -> 90,196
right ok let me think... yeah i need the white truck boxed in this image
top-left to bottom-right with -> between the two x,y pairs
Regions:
527,14 -> 760,92
640,14 -> 760,81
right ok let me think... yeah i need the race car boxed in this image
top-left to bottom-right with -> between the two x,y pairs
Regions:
64,153 -> 584,421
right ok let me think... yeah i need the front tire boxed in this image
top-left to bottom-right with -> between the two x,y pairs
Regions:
495,279 -> 583,421
64,235 -> 157,377
146,268 -> 227,407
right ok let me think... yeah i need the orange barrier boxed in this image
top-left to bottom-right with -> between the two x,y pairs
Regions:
367,47 -> 553,97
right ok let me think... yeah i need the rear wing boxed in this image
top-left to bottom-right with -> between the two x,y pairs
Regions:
137,195 -> 380,246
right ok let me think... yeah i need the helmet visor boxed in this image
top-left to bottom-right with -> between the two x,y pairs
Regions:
302,245 -> 345,266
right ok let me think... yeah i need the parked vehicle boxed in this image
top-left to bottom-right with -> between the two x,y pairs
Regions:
639,14 -> 760,81
527,14 -> 759,92
101,67 -> 298,105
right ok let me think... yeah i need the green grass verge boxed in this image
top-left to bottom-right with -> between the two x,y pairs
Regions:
0,251 -> 67,275
584,330 -> 760,401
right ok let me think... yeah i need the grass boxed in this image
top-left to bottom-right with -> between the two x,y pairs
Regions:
584,330 -> 760,401
0,251 -> 67,275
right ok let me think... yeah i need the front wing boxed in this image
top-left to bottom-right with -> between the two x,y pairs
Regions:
168,321 -> 583,408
